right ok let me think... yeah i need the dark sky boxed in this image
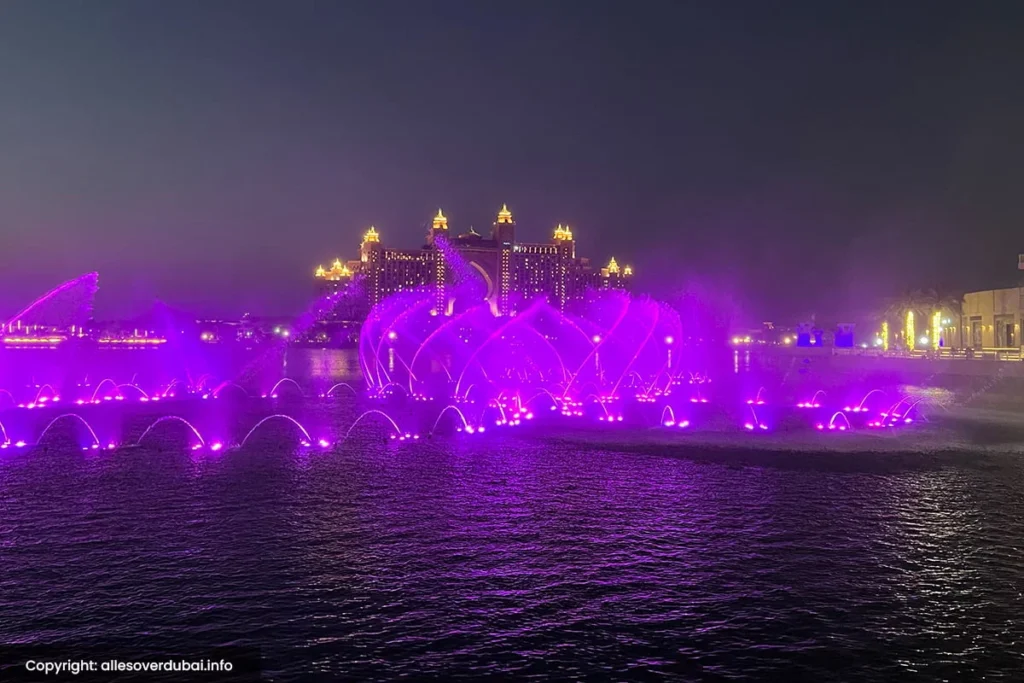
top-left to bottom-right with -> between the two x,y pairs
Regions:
1,1 -> 1022,322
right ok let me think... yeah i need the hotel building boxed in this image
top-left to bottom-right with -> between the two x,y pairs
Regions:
314,206 -> 632,321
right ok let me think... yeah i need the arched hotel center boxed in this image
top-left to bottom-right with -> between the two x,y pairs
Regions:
313,206 -> 632,321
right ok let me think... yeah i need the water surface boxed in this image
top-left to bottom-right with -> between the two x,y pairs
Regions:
2,417 -> 1023,681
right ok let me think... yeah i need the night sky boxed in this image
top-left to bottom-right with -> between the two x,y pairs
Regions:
1,1 -> 1022,323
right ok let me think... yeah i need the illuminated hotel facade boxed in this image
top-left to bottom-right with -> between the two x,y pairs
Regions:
314,206 -> 632,321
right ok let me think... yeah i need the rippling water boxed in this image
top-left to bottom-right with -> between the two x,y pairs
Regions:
2,348 -> 1024,680
3,413 -> 1024,681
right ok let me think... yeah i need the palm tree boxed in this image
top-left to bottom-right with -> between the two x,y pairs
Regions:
882,288 -> 964,351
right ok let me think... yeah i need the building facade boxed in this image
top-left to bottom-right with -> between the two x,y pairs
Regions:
961,288 -> 1022,350
313,206 -> 632,320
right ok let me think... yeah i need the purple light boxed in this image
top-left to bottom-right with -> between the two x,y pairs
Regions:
318,439 -> 330,448
210,442 -> 223,452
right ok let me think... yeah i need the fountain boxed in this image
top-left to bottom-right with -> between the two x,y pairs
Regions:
240,414 -> 316,447
797,390 -> 825,409
266,378 -> 304,399
134,416 -> 207,449
36,414 -> 102,449
343,410 -> 406,441
432,405 -> 473,434
2,272 -> 99,330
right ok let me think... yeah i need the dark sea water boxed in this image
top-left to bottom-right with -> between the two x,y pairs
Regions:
2,423 -> 1024,680
2,349 -> 1024,680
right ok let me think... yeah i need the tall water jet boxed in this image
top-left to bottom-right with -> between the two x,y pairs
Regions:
2,272 -> 99,330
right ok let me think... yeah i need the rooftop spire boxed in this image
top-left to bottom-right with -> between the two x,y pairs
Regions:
497,203 -> 513,224
432,209 -> 448,230
362,225 -> 380,243
607,257 -> 620,274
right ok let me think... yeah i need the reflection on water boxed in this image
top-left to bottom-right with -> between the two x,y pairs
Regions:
1,407 -> 1023,681
1,349 -> 1024,680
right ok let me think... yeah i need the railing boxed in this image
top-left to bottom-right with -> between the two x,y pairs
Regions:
824,347 -> 1024,361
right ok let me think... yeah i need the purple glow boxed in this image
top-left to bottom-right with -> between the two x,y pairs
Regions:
3,272 -> 99,328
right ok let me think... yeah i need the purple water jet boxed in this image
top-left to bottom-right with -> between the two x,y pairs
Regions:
36,414 -> 102,449
240,415 -> 315,447
135,416 -> 206,449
